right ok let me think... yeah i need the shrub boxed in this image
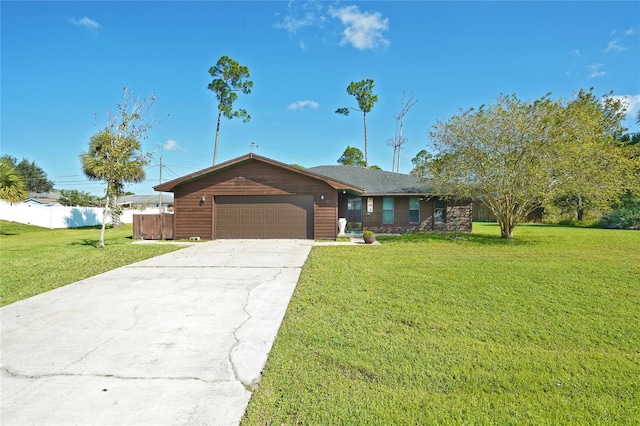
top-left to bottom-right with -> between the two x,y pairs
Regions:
600,207 -> 640,230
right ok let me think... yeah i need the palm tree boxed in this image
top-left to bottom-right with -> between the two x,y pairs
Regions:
0,158 -> 27,203
81,130 -> 147,247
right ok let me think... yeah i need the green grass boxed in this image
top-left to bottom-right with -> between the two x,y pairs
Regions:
243,223 -> 640,425
0,220 -> 184,306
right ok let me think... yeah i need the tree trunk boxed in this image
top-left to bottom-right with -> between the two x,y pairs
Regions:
110,193 -> 122,228
497,212 -> 516,239
213,109 -> 222,165
576,195 -> 584,221
99,195 -> 109,249
500,224 -> 514,239
363,111 -> 368,167
487,199 -> 517,239
391,145 -> 397,172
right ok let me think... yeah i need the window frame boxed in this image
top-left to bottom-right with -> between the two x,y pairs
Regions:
409,197 -> 420,224
382,197 -> 394,224
435,199 -> 447,223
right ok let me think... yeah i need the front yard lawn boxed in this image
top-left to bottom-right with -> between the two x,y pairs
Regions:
0,221 -> 184,306
243,223 -> 640,424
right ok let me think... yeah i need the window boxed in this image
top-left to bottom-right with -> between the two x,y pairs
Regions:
435,199 -> 446,223
409,197 -> 420,223
383,197 -> 394,224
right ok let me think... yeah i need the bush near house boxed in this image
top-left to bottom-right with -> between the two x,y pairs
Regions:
243,223 -> 640,424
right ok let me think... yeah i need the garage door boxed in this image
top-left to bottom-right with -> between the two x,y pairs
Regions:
215,195 -> 314,239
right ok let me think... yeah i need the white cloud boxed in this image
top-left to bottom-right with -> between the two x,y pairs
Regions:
588,63 -> 605,78
274,13 -> 316,34
287,100 -> 319,111
329,5 -> 389,50
605,39 -> 626,54
68,16 -> 101,32
162,139 -> 183,151
611,94 -> 640,118
274,2 -> 325,34
604,26 -> 637,54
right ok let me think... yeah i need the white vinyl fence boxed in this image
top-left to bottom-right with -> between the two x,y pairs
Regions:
0,200 -> 166,229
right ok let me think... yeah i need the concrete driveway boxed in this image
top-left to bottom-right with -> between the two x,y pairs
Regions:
1,239 -> 314,426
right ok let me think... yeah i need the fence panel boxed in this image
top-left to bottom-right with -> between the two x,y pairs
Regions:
133,214 -> 174,240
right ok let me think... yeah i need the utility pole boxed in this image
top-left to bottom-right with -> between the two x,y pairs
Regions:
158,156 -> 163,239
158,156 -> 163,214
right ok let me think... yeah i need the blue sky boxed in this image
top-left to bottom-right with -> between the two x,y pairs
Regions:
2,1 -> 639,196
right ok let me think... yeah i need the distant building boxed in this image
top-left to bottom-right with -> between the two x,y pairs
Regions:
25,192 -> 62,206
118,194 -> 174,212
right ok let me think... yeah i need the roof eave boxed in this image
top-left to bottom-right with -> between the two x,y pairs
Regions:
363,191 -> 432,197
153,153 -> 365,194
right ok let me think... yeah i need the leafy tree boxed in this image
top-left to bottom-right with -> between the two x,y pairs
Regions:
82,131 -> 147,230
208,55 -> 253,165
428,89 -> 638,239
336,79 -> 378,167
81,87 -> 154,248
409,149 -> 432,180
59,189 -> 101,207
0,155 -> 54,193
16,159 -> 54,193
337,146 -> 366,166
0,158 -> 27,202
618,131 -> 640,159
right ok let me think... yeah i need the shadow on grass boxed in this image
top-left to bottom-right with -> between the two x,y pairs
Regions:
377,231 -> 533,247
70,239 -> 101,248
67,225 -> 105,230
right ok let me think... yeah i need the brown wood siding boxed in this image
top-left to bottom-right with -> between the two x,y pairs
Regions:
172,160 -> 338,240
362,196 -> 382,227
363,196 -> 472,234
420,199 -> 435,231
364,196 -> 425,234
314,190 -> 338,240
174,189 -> 213,240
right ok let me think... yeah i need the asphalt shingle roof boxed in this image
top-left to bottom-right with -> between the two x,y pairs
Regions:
307,165 -> 432,195
119,194 -> 174,205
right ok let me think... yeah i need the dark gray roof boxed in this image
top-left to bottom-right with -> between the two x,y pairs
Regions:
119,194 -> 174,205
28,191 -> 61,200
307,165 -> 432,195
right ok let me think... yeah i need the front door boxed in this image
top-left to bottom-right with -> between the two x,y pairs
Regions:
347,196 -> 362,231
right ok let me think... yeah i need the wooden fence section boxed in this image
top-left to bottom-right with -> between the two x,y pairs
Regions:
472,201 -> 496,222
472,201 -> 544,223
133,214 -> 174,240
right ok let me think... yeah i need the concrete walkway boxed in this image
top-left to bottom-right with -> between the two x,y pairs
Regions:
1,239 -> 314,426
